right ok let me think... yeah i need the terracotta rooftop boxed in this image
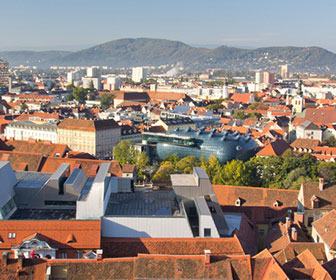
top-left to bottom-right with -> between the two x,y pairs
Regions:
290,138 -> 320,150
252,249 -> 288,280
256,139 -> 291,157
312,209 -> 336,250
57,118 -> 119,131
231,93 -> 252,104
39,157 -> 122,177
282,249 -> 332,280
101,237 -> 245,258
213,185 -> 299,208
0,139 -> 68,158
0,220 -> 101,250
274,242 -> 327,265
0,151 -> 44,172
300,182 -> 336,210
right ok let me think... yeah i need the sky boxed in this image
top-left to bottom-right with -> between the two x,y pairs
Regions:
1,0 -> 336,52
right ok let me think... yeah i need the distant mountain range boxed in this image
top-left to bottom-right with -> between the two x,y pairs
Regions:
1,38 -> 336,73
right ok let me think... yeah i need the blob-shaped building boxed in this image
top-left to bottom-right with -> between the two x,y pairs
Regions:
143,127 -> 257,163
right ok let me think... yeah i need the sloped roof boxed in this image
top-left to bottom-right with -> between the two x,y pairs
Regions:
0,151 -> 43,172
274,242 -> 327,265
57,118 -> 119,131
0,220 -> 101,250
252,249 -> 288,280
298,120 -> 321,130
302,107 -> 336,125
256,139 -> 291,157
40,157 -> 122,177
282,249 -> 332,280
231,93 -> 252,104
0,139 -> 68,157
101,237 -> 245,258
147,91 -> 188,102
312,209 -> 336,249
213,185 -> 298,208
290,138 -> 320,150
301,182 -> 336,210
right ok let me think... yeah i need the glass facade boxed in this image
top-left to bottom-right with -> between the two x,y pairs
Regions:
144,128 -> 257,163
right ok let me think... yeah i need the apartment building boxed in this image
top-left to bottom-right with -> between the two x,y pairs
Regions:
57,118 -> 121,157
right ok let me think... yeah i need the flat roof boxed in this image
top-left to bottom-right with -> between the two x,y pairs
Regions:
9,208 -> 76,220
105,190 -> 181,216
171,174 -> 197,187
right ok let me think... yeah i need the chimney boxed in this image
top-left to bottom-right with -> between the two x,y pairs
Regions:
204,250 -> 211,265
2,252 -> 8,266
18,252 -> 24,269
96,249 -> 103,261
319,178 -> 324,191
285,217 -> 291,229
291,227 -> 298,241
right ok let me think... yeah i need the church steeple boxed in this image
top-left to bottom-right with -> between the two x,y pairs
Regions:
296,80 -> 303,97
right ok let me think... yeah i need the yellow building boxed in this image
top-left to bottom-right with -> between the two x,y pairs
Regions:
57,119 -> 120,157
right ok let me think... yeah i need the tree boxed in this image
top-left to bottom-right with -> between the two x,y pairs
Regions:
100,94 -> 113,110
204,155 -> 221,184
318,162 -> 336,183
87,92 -> 96,101
283,167 -> 307,189
152,162 -> 176,182
66,82 -> 75,91
113,140 -> 137,165
323,136 -> 336,147
233,110 -> 247,120
66,93 -> 74,101
220,160 -> 250,186
247,102 -> 268,110
176,156 -> 200,174
89,80 -> 95,90
165,154 -> 180,166
73,87 -> 87,103
134,151 -> 150,179
20,103 -> 28,111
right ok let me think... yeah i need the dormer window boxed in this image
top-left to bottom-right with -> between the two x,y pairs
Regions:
235,198 -> 241,207
273,200 -> 279,207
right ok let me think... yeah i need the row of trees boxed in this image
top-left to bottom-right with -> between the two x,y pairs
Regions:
152,150 -> 336,189
113,141 -> 336,189
65,86 -> 113,109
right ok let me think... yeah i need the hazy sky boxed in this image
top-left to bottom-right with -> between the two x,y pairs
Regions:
1,0 -> 336,52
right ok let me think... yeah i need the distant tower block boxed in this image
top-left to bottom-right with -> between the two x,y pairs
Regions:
255,70 -> 262,84
281,65 -> 289,79
222,82 -> 229,99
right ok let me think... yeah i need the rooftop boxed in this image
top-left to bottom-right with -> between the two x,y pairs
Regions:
105,190 -> 181,216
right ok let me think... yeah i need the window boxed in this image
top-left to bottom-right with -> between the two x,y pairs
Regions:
204,228 -> 211,237
76,251 -> 83,259
59,252 -> 67,259
316,235 -> 320,243
259,229 -> 265,236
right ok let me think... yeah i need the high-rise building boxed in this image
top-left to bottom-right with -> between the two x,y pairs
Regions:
263,72 -> 275,86
132,67 -> 146,83
255,70 -> 262,84
0,60 -> 9,86
87,67 -> 100,78
281,65 -> 289,79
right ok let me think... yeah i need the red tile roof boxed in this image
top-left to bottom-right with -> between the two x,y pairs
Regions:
256,139 -> 291,157
57,118 -> 119,131
312,209 -> 336,249
0,220 -> 101,250
101,237 -> 245,258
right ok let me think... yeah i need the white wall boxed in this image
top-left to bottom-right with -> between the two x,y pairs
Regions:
101,216 -> 193,238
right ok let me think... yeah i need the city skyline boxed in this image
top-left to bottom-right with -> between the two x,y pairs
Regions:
1,0 -> 336,52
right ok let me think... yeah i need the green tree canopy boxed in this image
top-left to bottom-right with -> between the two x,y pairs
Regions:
233,110 -> 247,120
113,140 -> 138,165
73,87 -> 87,103
152,162 -> 176,182
100,94 -> 113,110
323,136 -> 336,147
